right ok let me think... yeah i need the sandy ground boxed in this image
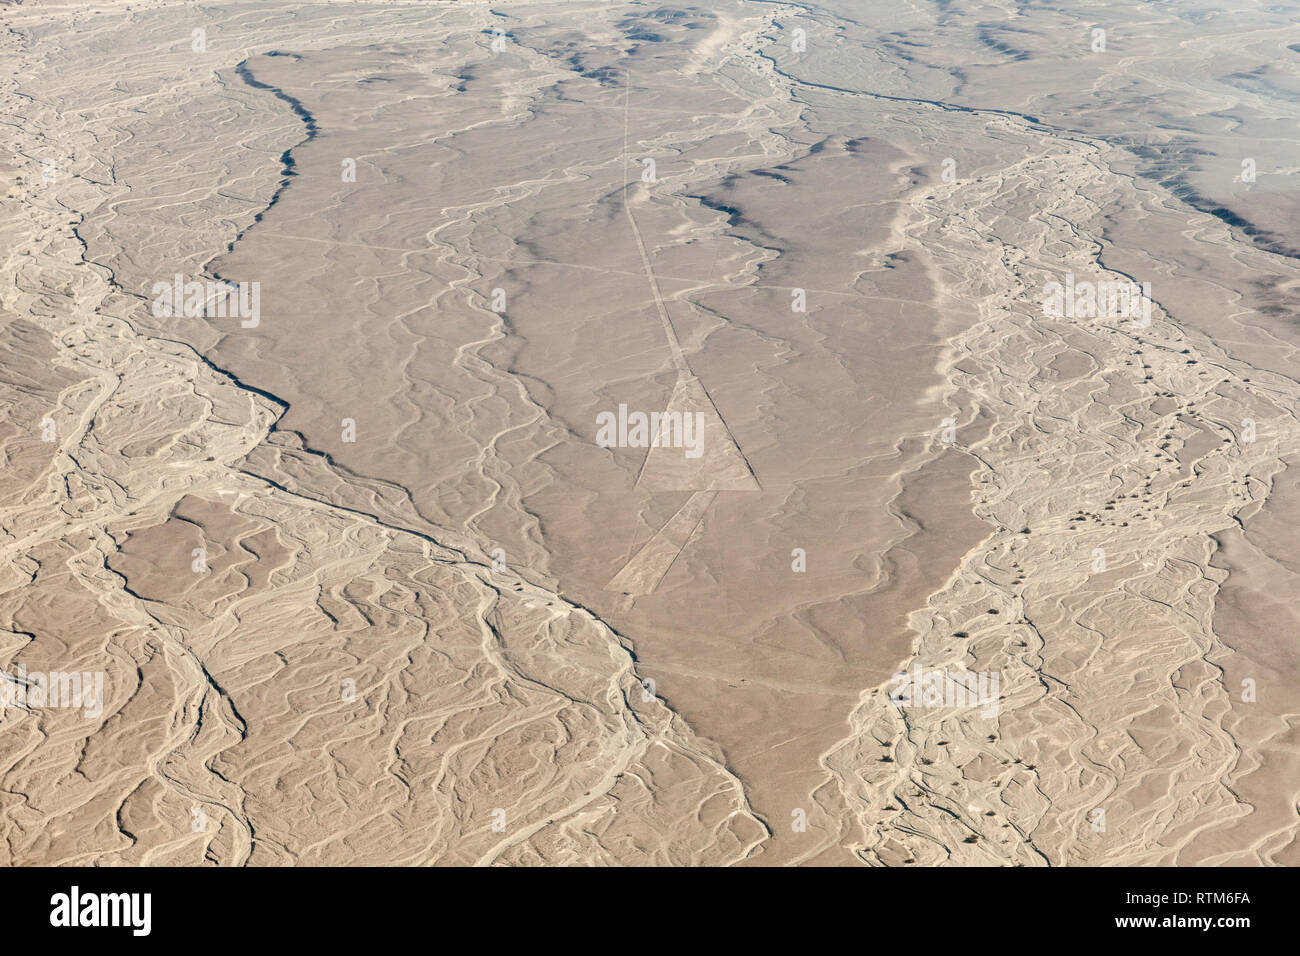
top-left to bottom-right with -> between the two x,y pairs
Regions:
1,0 -> 1296,865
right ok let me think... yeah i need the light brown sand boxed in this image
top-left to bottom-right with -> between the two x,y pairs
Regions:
1,0 -> 1297,865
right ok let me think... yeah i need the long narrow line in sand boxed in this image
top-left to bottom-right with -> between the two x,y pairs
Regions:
624,69 -> 687,374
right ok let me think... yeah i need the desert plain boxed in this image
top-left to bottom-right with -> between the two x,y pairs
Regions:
1,0 -> 1298,866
